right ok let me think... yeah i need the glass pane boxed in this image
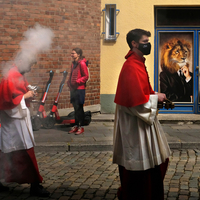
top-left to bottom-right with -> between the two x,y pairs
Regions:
158,32 -> 193,103
156,7 -> 200,27
110,8 -> 115,35
105,4 -> 116,40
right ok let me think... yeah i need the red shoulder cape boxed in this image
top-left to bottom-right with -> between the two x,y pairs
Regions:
0,66 -> 29,110
114,51 -> 155,107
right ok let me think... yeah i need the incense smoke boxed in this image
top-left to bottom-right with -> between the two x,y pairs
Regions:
0,24 -> 54,179
2,23 -> 54,76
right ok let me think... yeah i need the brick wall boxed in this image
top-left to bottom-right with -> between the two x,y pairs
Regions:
0,0 -> 101,112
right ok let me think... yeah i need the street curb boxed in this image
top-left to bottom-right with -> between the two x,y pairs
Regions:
34,142 -> 113,152
92,119 -> 200,124
159,120 -> 200,124
91,113 -> 200,124
181,142 -> 200,149
91,118 -> 200,124
34,143 -> 69,152
34,142 -> 200,152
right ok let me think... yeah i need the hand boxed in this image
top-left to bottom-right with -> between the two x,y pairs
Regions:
24,91 -> 35,99
156,93 -> 166,102
181,66 -> 191,80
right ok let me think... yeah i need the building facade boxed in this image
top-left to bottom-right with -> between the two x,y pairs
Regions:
1,1 -> 200,115
0,0 -> 101,114
101,0 -> 200,114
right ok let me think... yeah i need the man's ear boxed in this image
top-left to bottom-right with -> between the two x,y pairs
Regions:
131,40 -> 138,48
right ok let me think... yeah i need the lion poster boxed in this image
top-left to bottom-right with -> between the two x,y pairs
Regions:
159,32 -> 193,103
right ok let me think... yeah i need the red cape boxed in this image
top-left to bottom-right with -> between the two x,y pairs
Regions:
114,51 -> 155,107
0,66 -> 29,110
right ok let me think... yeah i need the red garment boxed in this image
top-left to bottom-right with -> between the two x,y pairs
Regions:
0,148 -> 43,184
67,58 -> 89,90
0,66 -> 30,110
0,66 -> 43,184
114,51 -> 155,107
117,159 -> 169,200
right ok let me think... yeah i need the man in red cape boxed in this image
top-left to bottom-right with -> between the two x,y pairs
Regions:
113,29 -> 171,200
0,61 -> 50,197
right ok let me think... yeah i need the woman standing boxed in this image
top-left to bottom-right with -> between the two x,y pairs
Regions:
67,48 -> 89,135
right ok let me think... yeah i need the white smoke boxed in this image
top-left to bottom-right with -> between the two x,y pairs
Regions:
2,23 -> 54,76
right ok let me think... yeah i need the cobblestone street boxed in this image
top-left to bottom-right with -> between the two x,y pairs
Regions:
1,149 -> 200,200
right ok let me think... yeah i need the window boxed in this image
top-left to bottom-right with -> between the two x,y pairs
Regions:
102,4 -> 119,41
155,7 -> 200,27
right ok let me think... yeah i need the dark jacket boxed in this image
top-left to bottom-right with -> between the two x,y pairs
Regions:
160,70 -> 193,102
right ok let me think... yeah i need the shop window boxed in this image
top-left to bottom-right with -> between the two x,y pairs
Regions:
102,4 -> 119,41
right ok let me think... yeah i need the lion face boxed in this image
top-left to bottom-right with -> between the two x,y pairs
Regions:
161,38 -> 191,74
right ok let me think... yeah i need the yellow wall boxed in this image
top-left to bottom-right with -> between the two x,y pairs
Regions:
101,0 -> 200,95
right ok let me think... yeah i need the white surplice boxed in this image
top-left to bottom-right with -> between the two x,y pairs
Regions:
0,97 -> 35,153
113,95 -> 171,171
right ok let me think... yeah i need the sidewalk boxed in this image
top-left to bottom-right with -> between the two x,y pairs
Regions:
33,113 -> 200,152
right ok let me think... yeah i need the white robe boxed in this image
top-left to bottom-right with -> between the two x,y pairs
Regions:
0,97 -> 35,153
113,95 -> 171,171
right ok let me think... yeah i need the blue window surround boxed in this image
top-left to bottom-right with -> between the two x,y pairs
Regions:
154,24 -> 200,113
153,6 -> 200,114
102,4 -> 120,41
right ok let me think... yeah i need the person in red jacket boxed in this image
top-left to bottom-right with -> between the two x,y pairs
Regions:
67,48 -> 89,135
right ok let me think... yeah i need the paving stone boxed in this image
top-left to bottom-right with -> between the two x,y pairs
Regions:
63,191 -> 73,196
59,197 -> 70,200
178,195 -> 189,200
70,194 -> 83,199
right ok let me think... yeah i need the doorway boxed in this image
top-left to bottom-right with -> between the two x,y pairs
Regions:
154,7 -> 200,113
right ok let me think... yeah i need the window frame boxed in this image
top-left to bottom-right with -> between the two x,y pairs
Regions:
102,4 -> 119,41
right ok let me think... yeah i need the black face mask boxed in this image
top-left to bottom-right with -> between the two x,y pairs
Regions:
138,42 -> 151,55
